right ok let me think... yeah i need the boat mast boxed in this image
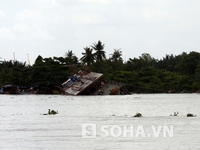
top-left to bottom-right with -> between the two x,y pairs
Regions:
27,53 -> 31,66
13,52 -> 16,62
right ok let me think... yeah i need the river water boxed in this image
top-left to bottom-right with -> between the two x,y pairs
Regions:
0,94 -> 200,150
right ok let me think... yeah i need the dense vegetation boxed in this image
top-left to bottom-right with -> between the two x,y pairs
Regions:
0,40 -> 200,93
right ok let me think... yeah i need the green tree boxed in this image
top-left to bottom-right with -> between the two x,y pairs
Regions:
194,64 -> 200,89
110,49 -> 123,73
110,49 -> 122,61
9,61 -> 28,85
91,40 -> 106,62
80,47 -> 94,67
179,51 -> 200,75
0,60 -> 30,86
34,55 -> 43,65
65,50 -> 78,65
0,60 -> 13,84
31,56 -> 68,93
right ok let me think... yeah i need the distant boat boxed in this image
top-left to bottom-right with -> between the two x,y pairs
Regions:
0,85 -> 18,94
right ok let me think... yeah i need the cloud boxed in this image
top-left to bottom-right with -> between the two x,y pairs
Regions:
16,10 -> 40,20
0,0 -> 199,62
0,27 -> 15,39
143,9 -> 177,21
32,30 -> 56,41
0,10 -> 5,17
32,0 -> 61,8
73,14 -> 106,24
13,23 -> 30,32
80,0 -> 109,4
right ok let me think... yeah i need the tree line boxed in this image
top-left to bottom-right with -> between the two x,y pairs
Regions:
0,40 -> 200,93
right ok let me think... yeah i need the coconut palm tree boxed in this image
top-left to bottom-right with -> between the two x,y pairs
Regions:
91,40 -> 106,62
110,49 -> 122,62
80,47 -> 94,67
65,50 -> 73,59
110,49 -> 123,72
65,50 -> 78,65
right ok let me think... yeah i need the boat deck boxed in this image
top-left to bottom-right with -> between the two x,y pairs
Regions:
62,71 -> 103,95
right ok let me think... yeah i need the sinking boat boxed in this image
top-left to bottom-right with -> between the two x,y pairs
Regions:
62,70 -> 130,95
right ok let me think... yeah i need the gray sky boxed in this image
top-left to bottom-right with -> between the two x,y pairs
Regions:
0,0 -> 200,65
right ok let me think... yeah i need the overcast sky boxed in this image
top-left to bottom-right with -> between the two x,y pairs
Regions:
0,0 -> 200,64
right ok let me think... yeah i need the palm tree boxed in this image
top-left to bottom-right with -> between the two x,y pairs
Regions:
80,47 -> 94,67
65,50 -> 73,59
110,49 -> 122,62
91,40 -> 106,62
110,49 -> 123,73
65,50 -> 78,65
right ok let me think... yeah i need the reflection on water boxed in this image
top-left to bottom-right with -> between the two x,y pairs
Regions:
0,94 -> 200,149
